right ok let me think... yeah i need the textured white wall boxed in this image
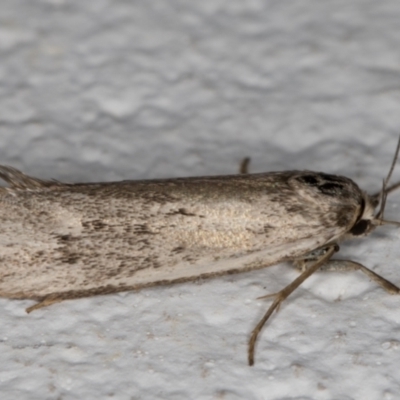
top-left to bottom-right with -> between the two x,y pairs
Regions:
1,1 -> 400,399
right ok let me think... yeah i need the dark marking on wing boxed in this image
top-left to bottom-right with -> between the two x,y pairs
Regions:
318,182 -> 346,196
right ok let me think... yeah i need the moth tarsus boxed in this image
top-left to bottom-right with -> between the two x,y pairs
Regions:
1,137 -> 400,366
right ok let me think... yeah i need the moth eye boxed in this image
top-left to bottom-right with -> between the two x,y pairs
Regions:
349,219 -> 370,236
298,175 -> 318,185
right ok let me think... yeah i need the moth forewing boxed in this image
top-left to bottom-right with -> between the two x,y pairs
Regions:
0,170 -> 357,303
0,138 -> 399,366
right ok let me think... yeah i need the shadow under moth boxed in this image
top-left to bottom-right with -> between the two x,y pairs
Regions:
1,139 -> 400,366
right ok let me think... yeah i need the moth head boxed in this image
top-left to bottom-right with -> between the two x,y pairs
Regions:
347,193 -> 376,237
352,137 -> 400,237
294,136 -> 400,239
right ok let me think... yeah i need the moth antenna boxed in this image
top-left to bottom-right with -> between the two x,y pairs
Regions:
384,135 -> 400,187
373,219 -> 400,227
381,181 -> 400,197
374,136 -> 400,219
375,180 -> 388,219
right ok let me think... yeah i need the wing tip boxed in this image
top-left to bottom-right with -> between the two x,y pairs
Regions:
0,165 -> 61,189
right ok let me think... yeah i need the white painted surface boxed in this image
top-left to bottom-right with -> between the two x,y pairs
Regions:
1,1 -> 400,399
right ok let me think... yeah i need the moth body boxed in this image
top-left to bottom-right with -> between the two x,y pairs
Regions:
0,167 -> 372,303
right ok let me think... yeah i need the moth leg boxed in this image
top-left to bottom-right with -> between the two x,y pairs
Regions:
25,294 -> 64,313
248,245 -> 336,366
295,247 -> 400,294
317,259 -> 400,295
293,244 -> 340,272
239,157 -> 250,174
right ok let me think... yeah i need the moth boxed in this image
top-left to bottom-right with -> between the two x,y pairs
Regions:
1,140 -> 400,366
